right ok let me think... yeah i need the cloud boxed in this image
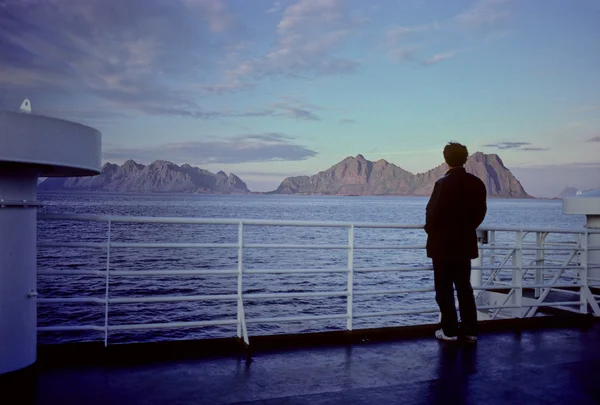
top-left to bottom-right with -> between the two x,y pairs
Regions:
266,1 -> 281,14
387,46 -> 421,63
588,136 -> 600,143
339,118 -> 357,125
269,96 -> 323,121
484,142 -> 549,151
422,51 -> 457,66
228,0 -> 363,79
104,133 -> 318,164
195,82 -> 253,95
455,0 -> 511,28
385,25 -> 431,46
0,0 -> 246,118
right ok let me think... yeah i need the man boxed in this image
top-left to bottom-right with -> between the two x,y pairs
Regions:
425,142 -> 487,343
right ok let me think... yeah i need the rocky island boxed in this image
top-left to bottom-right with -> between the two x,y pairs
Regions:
38,160 -> 250,194
270,152 -> 530,198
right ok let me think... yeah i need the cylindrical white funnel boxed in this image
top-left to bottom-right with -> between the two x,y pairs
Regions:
0,171 -> 39,374
0,108 -> 101,375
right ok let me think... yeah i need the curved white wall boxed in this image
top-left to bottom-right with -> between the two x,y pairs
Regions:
0,110 -> 102,374
0,111 -> 101,176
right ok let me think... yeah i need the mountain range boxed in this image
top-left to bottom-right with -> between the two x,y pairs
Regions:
38,160 -> 250,194
39,152 -> 530,198
271,152 -> 529,197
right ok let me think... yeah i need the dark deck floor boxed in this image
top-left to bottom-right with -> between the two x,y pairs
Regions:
3,321 -> 600,405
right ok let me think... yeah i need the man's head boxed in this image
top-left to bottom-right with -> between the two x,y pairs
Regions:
443,142 -> 469,168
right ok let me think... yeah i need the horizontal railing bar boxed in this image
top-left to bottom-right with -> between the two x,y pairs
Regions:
482,226 -> 593,234
38,213 -> 596,234
481,246 -> 582,251
110,270 -> 238,276
39,242 -> 106,249
243,244 -> 349,250
38,297 -> 104,304
549,288 -> 582,296
38,242 -> 239,249
37,213 -> 418,229
527,301 -> 583,308
245,269 -> 348,274
111,243 -> 238,249
354,287 -> 434,295
35,266 -> 586,278
244,291 -> 347,299
110,295 -> 237,304
38,242 -> 589,253
37,270 -> 239,276
476,301 -> 583,310
246,314 -> 348,324
353,245 -> 426,250
38,325 -> 105,332
353,308 -> 440,318
355,267 -> 433,272
38,270 -> 105,276
523,283 -> 583,289
38,282 -> 586,306
471,283 -> 583,290
109,319 -> 238,331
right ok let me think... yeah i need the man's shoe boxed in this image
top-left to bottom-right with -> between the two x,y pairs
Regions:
435,329 -> 458,341
465,335 -> 478,343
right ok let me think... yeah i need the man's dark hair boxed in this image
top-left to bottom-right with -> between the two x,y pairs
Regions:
443,142 -> 469,167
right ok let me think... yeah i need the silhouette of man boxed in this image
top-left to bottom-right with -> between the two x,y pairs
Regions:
425,142 -> 487,342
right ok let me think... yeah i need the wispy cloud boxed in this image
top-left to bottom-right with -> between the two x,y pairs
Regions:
484,141 -> 549,151
422,51 -> 457,66
269,96 -> 324,121
455,0 -> 511,28
0,0 -> 246,118
588,136 -> 600,143
382,0 -> 513,65
385,25 -> 431,46
104,133 -> 318,164
387,45 -> 421,63
266,1 -> 281,14
339,118 -> 357,125
228,0 -> 363,79
195,82 -> 253,95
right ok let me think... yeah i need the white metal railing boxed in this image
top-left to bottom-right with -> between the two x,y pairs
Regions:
36,214 -> 600,346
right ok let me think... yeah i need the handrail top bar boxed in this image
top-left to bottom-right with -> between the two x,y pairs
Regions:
37,213 -> 594,233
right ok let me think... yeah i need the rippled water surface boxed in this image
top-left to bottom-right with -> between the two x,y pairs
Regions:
37,194 -> 585,344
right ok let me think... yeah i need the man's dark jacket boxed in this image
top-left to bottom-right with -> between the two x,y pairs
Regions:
425,167 -> 487,260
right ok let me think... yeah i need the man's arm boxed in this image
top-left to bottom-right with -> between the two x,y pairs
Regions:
425,181 -> 443,234
471,180 -> 487,229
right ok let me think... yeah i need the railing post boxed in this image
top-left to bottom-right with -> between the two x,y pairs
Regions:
580,231 -> 588,314
346,225 -> 354,331
514,231 -> 523,318
534,232 -> 546,298
471,230 -> 485,291
104,220 -> 111,347
237,222 -> 243,339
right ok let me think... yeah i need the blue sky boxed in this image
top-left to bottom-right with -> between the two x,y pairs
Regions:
1,0 -> 599,196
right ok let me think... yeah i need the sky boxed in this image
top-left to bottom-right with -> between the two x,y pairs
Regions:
1,0 -> 599,196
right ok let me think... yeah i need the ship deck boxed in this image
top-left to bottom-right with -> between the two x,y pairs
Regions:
2,316 -> 599,405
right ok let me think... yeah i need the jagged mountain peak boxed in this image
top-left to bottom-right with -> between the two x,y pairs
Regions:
271,152 -> 529,197
39,160 -> 250,194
